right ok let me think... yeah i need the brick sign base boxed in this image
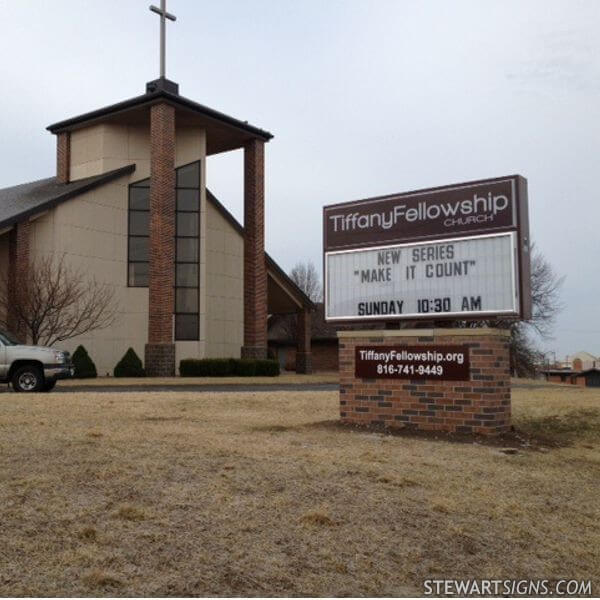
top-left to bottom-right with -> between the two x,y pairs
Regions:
338,328 -> 511,436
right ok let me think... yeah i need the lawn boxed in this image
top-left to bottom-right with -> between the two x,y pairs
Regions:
0,382 -> 598,596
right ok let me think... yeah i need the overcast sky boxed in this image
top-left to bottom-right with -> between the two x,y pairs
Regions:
0,0 -> 598,359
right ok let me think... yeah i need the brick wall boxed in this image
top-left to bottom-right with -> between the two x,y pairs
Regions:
270,341 -> 338,372
296,309 -> 312,374
145,102 -> 176,376
338,329 -> 511,436
241,139 -> 267,359
547,374 -> 582,385
56,132 -> 70,184
7,221 -> 30,341
312,341 -> 338,371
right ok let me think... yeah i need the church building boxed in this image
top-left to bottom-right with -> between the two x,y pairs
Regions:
0,8 -> 313,376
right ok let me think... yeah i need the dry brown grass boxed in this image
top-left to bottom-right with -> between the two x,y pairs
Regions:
0,383 -> 599,596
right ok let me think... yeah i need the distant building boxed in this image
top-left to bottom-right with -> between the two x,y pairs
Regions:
269,304 -> 337,372
542,368 -> 600,387
268,303 -> 378,372
564,351 -> 599,371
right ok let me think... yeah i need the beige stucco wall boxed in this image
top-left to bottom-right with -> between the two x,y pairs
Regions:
24,121 -> 210,375
69,122 -> 208,184
29,177 -> 148,375
70,124 -> 151,182
204,201 -> 244,358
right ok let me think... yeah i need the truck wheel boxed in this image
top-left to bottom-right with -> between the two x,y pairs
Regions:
43,379 -> 57,392
12,365 -> 44,393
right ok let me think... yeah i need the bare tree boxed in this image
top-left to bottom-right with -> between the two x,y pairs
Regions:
289,261 -> 322,302
492,245 -> 564,376
528,247 -> 565,338
0,255 -> 118,347
272,261 -> 322,342
438,245 -> 564,376
507,322 -> 545,377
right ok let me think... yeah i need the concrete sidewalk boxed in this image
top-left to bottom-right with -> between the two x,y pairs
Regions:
56,383 -> 338,393
0,375 -> 560,394
58,372 -> 338,387
53,372 -> 339,393
0,373 -> 339,394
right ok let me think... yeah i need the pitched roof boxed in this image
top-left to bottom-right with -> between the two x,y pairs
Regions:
0,164 -> 311,311
206,190 -> 314,310
579,368 -> 600,376
568,351 -> 598,361
543,367 -> 600,376
0,165 -> 136,231
268,303 -> 379,343
46,82 -> 273,156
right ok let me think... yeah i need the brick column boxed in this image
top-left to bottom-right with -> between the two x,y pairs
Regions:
56,132 -> 70,184
145,102 -> 176,377
241,139 -> 267,359
296,309 -> 312,374
7,221 -> 30,341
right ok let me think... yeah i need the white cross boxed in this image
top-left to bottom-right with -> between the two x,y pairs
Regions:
150,0 -> 177,79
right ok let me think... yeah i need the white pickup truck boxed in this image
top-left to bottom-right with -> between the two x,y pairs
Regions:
0,331 -> 74,392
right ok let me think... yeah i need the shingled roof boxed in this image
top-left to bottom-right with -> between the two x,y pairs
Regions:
0,164 -> 313,312
206,190 -> 314,310
0,165 -> 136,231
268,303 -> 378,343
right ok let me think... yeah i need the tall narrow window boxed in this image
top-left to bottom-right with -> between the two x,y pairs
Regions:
175,162 -> 200,340
127,162 -> 201,341
128,177 -> 150,287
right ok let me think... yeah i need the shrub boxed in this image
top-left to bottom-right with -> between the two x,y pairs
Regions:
179,358 -> 280,377
255,359 -> 280,377
180,358 -> 234,377
114,348 -> 145,378
72,345 -> 97,379
179,359 -> 199,377
233,359 -> 256,377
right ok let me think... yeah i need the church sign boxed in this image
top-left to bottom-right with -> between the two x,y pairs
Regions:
355,344 -> 470,380
323,175 -> 531,322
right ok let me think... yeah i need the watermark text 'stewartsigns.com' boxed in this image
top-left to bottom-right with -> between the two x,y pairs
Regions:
423,578 -> 593,597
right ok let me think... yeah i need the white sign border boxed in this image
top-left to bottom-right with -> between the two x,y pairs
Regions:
324,231 -> 519,322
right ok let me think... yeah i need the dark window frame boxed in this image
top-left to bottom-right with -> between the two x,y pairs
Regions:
175,161 -> 201,341
126,162 -> 201,340
127,177 -> 150,287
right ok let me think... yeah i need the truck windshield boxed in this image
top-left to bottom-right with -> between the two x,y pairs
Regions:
0,331 -> 20,346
